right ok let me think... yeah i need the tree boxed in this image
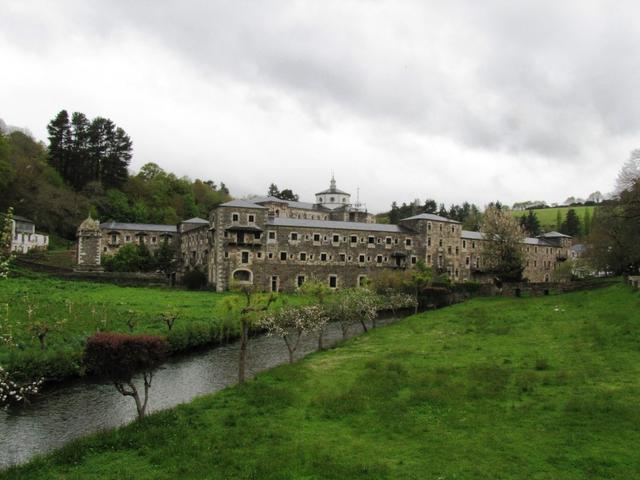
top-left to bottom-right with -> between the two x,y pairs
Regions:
561,209 -> 581,237
154,238 -> 176,275
262,305 -> 328,363
345,287 -> 380,331
277,189 -> 299,201
588,179 -> 640,274
583,209 -> 592,237
222,285 -> 277,383
297,279 -> 332,349
520,210 -> 541,236
1,365 -> 43,408
480,206 -> 525,282
0,207 -> 15,278
47,110 -> 71,182
267,183 -> 280,197
615,149 -> 640,195
84,332 -> 168,420
423,199 -> 437,214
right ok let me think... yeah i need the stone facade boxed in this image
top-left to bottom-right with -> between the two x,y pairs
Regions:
76,178 -> 571,288
98,221 -> 177,256
75,216 -> 103,272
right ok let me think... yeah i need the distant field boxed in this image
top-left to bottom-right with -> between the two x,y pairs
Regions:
511,206 -> 597,231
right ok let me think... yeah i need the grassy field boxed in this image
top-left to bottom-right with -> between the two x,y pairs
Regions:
4,283 -> 639,479
0,272 -> 305,381
512,206 -> 596,231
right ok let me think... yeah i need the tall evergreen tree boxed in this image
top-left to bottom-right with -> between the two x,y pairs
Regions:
582,209 -> 591,237
423,199 -> 437,214
267,183 -> 280,197
437,203 -> 448,217
561,209 -> 581,236
69,112 -> 91,189
47,110 -> 71,181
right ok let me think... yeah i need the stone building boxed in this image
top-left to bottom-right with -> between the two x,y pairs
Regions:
75,216 -> 103,272
76,177 -> 571,288
98,221 -> 177,256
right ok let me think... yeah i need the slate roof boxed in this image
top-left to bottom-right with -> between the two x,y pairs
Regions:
250,196 -> 319,211
100,221 -> 177,233
315,187 -> 350,195
400,213 -> 461,224
219,199 -> 268,209
267,217 -> 409,233
539,231 -> 572,238
12,214 -> 34,223
461,230 -> 484,240
182,217 -> 209,224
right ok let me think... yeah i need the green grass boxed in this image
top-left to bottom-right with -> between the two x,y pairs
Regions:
5,283 -> 639,479
0,273 -> 306,381
512,206 -> 596,231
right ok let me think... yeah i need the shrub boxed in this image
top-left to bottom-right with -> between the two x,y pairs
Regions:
183,269 -> 207,290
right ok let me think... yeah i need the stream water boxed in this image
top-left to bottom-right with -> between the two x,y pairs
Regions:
0,315 -> 403,470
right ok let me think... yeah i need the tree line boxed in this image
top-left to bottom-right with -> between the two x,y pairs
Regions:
0,113 -> 231,240
387,199 -> 482,230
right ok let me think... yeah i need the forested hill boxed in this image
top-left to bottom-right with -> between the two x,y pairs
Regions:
0,112 -> 231,241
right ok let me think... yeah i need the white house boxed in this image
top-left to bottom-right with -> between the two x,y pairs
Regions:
9,215 -> 49,253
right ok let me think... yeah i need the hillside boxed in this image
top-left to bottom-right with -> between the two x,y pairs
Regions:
512,206 -> 597,232
5,283 -> 639,479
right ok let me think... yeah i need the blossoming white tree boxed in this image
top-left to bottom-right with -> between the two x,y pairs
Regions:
262,304 -> 329,364
0,207 -> 15,279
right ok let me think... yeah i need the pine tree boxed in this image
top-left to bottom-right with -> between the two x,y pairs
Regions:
437,203 -> 448,217
267,183 -> 280,197
69,112 -> 91,189
47,110 -> 71,181
561,209 -> 581,236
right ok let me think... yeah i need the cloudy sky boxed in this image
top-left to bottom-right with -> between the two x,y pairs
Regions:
2,1 -> 639,212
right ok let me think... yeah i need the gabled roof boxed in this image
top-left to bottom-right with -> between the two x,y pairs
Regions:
100,221 -> 177,233
461,230 -> 484,240
182,217 -> 209,224
400,213 -> 461,224
250,196 -> 318,211
12,214 -> 34,223
268,217 -> 408,233
219,199 -> 267,209
538,231 -> 571,238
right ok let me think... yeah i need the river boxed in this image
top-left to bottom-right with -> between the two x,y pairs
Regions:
0,315 -> 403,469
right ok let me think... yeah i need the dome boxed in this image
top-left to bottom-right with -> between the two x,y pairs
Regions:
78,215 -> 100,231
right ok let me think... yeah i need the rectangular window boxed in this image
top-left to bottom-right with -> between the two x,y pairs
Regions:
405,238 -> 412,247
313,233 -> 321,244
268,252 -> 273,259
368,236 -> 375,244
241,251 -> 249,263
232,213 -> 239,222
462,240 -> 467,249
358,254 -> 365,263
280,251 -> 287,261
297,275 -> 305,287
339,253 -> 346,262
125,235 -> 131,242
328,275 -> 338,288
332,234 -> 340,244
248,214 -> 255,223
427,237 -> 431,247
439,239 -> 443,247
466,256 -> 470,266
427,254 -> 432,265
290,232 -> 298,241
350,235 -> 358,244
299,252 -> 307,261
472,241 -> 476,249
271,276 -> 279,292
257,252 -> 262,259
427,222 -> 432,231
111,234 -> 117,244
385,237 -> 392,245
411,256 -> 417,264
320,253 -> 327,262
268,231 -> 276,240
447,246 -> 452,254
376,255 -> 383,264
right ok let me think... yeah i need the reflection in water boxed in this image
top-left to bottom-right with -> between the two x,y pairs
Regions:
0,316 -> 401,469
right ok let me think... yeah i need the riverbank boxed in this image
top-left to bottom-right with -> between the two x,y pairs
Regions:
0,272 -> 310,382
5,283 -> 639,479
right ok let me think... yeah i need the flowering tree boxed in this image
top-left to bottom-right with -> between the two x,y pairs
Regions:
297,278 -> 332,349
262,304 -> 329,363
222,284 -> 278,383
84,333 -> 168,420
0,207 -> 14,279
480,206 -> 525,282
379,292 -> 418,315
0,365 -> 43,409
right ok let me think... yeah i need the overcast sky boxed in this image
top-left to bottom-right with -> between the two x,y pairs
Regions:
2,1 -> 639,212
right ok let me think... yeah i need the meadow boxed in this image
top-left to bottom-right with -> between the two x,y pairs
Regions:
4,283 -> 639,479
512,205 -> 596,231
0,272 -> 307,381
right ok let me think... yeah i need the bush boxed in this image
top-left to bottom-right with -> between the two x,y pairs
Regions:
84,332 -> 168,379
183,269 -> 207,290
102,243 -> 157,272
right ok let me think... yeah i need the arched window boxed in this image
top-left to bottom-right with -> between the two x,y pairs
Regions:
232,269 -> 253,283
